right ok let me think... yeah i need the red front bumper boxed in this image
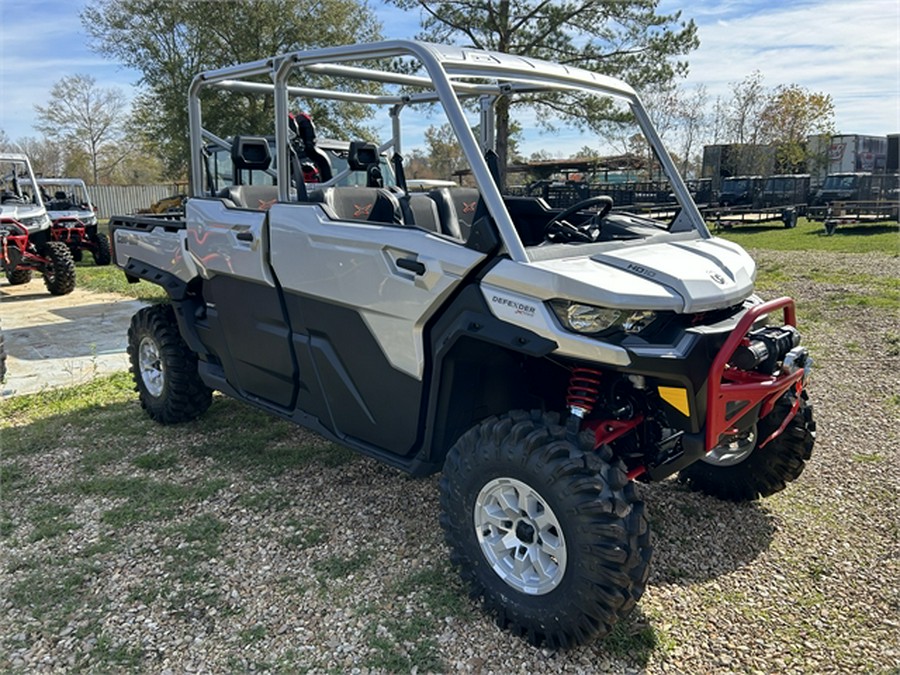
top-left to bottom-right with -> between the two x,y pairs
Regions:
705,296 -> 806,452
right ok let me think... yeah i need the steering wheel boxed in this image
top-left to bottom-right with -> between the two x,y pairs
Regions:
544,195 -> 613,241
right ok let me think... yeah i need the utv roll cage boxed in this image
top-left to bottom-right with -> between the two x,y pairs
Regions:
1,154 -> 44,207
187,40 -> 709,264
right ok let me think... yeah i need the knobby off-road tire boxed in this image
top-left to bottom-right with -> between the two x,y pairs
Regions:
41,241 -> 76,295
440,409 -> 652,648
127,304 -> 212,424
6,268 -> 32,285
678,390 -> 815,501
91,232 -> 112,265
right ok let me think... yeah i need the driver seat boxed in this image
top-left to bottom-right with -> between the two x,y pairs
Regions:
290,112 -> 333,182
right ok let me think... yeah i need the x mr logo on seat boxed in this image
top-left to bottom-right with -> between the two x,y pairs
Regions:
354,203 -> 374,218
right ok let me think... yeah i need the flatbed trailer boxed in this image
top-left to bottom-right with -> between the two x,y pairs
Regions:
705,204 -> 803,230
807,201 -> 899,234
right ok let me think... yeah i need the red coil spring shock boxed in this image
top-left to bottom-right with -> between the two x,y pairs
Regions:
566,367 -> 602,418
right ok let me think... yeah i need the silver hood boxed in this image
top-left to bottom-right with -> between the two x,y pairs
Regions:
0,204 -> 50,234
484,237 -> 756,314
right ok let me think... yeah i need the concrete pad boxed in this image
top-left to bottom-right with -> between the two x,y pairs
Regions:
1,279 -> 147,397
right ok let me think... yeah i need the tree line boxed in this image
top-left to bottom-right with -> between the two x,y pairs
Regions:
0,0 -> 833,186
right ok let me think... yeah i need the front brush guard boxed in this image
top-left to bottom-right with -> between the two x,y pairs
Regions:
705,296 -> 806,452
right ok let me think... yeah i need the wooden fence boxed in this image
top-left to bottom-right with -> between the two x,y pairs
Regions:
89,184 -> 186,219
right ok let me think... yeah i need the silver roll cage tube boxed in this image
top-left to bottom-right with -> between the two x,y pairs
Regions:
187,40 -> 709,264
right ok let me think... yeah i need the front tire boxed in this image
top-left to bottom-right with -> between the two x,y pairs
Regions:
678,390 -> 815,501
127,304 -> 212,424
91,232 -> 111,265
41,241 -> 76,295
440,410 -> 652,648
6,268 -> 33,285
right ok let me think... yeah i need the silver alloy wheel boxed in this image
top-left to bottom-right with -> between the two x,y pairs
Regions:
138,336 -> 165,398
473,477 -> 567,595
702,423 -> 758,466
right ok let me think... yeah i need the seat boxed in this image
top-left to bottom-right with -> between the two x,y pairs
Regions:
399,193 -> 441,233
309,187 -> 403,225
347,141 -> 384,188
231,136 -> 272,178
290,112 -> 333,182
220,185 -> 280,210
428,188 -> 481,240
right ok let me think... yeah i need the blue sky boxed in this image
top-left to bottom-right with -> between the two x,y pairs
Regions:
1,0 -> 898,150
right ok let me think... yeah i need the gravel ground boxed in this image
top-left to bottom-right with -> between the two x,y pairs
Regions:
1,248 -> 898,673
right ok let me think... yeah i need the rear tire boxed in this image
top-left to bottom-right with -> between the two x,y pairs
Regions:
91,232 -> 111,265
127,304 -> 212,424
678,390 -> 815,501
440,410 -> 652,648
6,268 -> 32,285
41,241 -> 76,295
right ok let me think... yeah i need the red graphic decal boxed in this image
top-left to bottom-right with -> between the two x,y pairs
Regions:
462,201 -> 477,214
354,203 -> 373,217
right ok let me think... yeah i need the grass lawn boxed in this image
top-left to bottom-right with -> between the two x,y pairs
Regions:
709,216 -> 898,255
73,263 -> 167,301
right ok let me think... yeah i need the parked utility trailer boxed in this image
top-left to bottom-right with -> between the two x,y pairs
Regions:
808,200 -> 900,234
707,205 -> 799,230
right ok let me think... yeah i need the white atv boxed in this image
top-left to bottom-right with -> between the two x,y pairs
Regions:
109,41 -> 815,648
37,177 -> 111,265
1,154 -> 76,294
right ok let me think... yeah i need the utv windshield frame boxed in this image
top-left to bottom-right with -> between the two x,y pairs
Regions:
187,40 -> 709,263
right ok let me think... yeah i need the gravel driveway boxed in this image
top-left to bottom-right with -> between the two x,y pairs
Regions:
1,248 -> 898,673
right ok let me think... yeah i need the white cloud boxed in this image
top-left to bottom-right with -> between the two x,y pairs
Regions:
667,0 -> 900,135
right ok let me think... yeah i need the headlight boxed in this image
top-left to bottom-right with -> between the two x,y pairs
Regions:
19,214 -> 52,230
549,300 -> 656,335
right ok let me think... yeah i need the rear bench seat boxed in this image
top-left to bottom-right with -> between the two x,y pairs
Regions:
309,187 -> 403,224
218,185 -> 280,210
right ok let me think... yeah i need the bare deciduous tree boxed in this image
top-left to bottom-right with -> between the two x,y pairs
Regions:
34,74 -> 128,184
8,137 -> 69,178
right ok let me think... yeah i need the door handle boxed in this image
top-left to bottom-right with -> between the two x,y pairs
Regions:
236,231 -> 253,242
396,257 -> 426,275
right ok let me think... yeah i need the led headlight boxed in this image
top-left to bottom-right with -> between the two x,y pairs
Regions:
549,300 -> 656,335
20,213 -> 52,230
